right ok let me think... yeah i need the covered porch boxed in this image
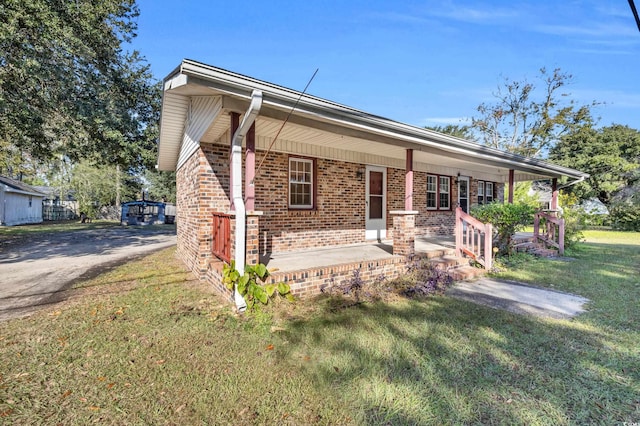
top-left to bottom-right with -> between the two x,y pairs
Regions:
158,60 -> 589,304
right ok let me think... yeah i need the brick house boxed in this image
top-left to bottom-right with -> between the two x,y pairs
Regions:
157,60 -> 588,310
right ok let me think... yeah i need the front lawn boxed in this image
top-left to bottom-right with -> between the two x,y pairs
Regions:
1,231 -> 638,424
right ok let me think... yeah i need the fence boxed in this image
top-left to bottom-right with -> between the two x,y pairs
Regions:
42,205 -> 78,221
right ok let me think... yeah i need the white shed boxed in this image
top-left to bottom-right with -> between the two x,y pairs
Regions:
0,176 -> 46,226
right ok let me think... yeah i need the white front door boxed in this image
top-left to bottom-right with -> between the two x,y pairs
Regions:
365,166 -> 387,240
458,176 -> 469,213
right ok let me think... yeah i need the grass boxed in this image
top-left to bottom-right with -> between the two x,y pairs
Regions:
0,220 -> 119,237
1,231 -> 639,424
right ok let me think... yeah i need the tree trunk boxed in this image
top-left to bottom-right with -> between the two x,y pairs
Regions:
115,164 -> 121,207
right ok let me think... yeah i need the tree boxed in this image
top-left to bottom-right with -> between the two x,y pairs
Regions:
0,0 -> 159,172
426,124 -> 475,140
145,169 -> 177,203
549,124 -> 640,205
471,68 -> 596,157
70,161 -> 142,216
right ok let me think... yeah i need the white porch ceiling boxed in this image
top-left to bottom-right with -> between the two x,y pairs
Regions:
201,113 -> 539,182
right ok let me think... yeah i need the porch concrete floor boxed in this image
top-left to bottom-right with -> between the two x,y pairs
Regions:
261,235 -> 456,273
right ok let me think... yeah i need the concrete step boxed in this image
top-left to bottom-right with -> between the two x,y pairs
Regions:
514,242 -> 544,252
530,247 -> 558,257
513,241 -> 559,258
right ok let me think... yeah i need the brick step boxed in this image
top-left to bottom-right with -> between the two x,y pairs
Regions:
430,254 -> 467,269
429,255 -> 486,282
448,265 -> 486,281
422,247 -> 457,259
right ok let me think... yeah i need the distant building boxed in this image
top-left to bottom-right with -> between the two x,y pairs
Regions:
0,176 -> 46,226
120,200 -> 175,226
33,186 -> 79,221
528,181 -> 554,210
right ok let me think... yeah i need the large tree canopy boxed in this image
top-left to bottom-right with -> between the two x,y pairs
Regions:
549,124 -> 640,205
0,0 -> 159,173
471,68 -> 596,158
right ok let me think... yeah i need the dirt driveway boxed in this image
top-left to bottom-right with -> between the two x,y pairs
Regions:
0,226 -> 176,321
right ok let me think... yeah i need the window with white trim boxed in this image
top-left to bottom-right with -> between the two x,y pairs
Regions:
485,182 -> 494,203
439,176 -> 450,209
427,175 -> 437,209
477,181 -> 494,205
289,158 -> 314,209
427,174 -> 451,210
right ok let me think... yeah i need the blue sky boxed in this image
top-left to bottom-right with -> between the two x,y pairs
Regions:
134,0 -> 640,130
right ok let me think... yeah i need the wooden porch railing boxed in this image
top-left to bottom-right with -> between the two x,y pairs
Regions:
455,207 -> 493,270
212,212 -> 232,263
533,211 -> 565,256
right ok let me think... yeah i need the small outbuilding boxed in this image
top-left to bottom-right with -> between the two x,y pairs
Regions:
121,200 -> 173,226
0,176 -> 46,226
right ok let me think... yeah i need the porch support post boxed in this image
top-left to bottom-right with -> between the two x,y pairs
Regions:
390,210 -> 418,257
229,112 -> 240,211
245,122 -> 256,211
508,169 -> 514,204
245,211 -> 263,266
551,178 -> 559,211
405,149 -> 414,211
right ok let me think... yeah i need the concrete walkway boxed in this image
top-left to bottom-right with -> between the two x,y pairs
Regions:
447,278 -> 590,319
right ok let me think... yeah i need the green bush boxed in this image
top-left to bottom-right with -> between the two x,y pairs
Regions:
558,193 -> 585,248
610,203 -> 640,231
470,203 -> 535,255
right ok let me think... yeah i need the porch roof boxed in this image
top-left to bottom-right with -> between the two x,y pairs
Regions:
158,59 -> 589,183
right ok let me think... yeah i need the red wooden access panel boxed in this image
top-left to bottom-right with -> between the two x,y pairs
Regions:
211,212 -> 231,263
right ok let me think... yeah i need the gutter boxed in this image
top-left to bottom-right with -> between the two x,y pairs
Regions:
176,60 -> 589,180
230,89 -> 263,312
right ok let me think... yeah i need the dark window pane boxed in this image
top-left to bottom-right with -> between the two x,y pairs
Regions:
427,192 -> 436,208
460,180 -> 467,198
370,171 -> 383,195
370,196 -> 383,219
440,192 -> 449,209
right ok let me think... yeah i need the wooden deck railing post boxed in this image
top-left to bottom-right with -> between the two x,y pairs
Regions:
534,213 -> 540,242
484,223 -> 493,270
558,218 -> 565,256
455,207 -> 463,258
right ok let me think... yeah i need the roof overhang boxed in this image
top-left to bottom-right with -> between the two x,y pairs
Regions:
157,59 -> 589,183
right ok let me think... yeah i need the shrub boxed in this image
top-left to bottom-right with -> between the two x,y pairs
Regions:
610,203 -> 640,231
470,203 -> 536,255
558,193 -> 585,248
395,256 -> 453,298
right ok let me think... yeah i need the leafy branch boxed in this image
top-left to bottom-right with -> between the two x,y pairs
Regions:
222,261 -> 294,310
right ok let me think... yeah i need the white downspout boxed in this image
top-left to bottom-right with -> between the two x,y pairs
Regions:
231,90 -> 263,312
558,176 -> 586,190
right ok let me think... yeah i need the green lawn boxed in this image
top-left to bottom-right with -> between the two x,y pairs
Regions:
1,231 -> 638,424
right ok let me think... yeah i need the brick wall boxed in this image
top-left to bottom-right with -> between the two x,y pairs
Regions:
255,151 -> 366,253
267,257 -> 408,299
176,143 -> 232,278
176,139 -> 505,302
